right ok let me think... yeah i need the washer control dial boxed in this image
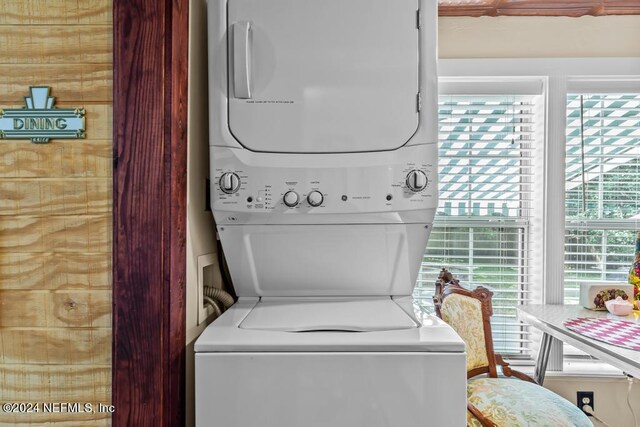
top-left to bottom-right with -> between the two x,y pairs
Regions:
219,172 -> 241,194
406,170 -> 428,192
283,191 -> 300,207
307,191 -> 324,207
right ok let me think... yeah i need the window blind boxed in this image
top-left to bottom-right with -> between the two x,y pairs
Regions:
564,94 -> 640,304
414,95 -> 538,356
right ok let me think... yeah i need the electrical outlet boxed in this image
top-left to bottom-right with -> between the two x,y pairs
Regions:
577,391 -> 594,416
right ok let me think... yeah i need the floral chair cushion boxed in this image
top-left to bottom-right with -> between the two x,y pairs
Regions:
440,293 -> 489,372
467,378 -> 593,427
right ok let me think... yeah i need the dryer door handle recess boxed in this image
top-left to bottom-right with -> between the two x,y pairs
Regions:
233,21 -> 253,99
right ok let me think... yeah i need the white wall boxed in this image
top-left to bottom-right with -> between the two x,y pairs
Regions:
439,15 -> 640,59
186,0 -> 221,425
545,375 -> 640,427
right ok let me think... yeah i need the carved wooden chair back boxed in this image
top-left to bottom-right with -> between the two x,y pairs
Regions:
438,283 -> 499,378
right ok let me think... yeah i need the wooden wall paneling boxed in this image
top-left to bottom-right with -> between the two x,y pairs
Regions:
0,0 -> 112,25
0,139 -> 112,178
0,25 -> 111,64
0,252 -> 111,290
0,410 -> 111,427
0,215 -> 111,253
0,64 -> 112,102
0,365 -> 111,426
0,365 -> 111,401
0,328 -> 111,365
0,289 -> 111,328
0,179 -> 111,216
0,1 -> 114,424
113,0 -> 188,425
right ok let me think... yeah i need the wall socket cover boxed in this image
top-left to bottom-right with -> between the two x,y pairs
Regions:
576,391 -> 594,416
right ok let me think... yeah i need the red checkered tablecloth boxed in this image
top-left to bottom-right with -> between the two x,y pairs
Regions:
564,317 -> 640,351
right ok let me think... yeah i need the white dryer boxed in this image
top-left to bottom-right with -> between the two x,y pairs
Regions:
196,0 -> 467,426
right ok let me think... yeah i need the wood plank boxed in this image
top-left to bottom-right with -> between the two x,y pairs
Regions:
166,0 -> 190,425
48,290 -> 112,327
0,252 -> 111,291
0,139 -> 112,179
113,0 -> 165,424
0,365 -> 110,411
0,25 -> 111,64
0,415 -> 111,427
0,328 -> 111,365
0,290 -> 111,327
0,64 -> 111,103
0,291 -> 46,327
0,215 -> 110,253
58,103 -> 112,140
113,0 -> 189,425
0,0 -> 112,25
0,415 -> 110,427
0,179 -> 111,216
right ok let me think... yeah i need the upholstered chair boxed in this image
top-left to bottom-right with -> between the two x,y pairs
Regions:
437,282 -> 593,427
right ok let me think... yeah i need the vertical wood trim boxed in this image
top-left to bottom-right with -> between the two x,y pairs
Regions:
165,0 -> 189,425
112,0 -> 188,425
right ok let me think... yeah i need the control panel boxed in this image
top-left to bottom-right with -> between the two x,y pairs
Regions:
210,144 -> 437,222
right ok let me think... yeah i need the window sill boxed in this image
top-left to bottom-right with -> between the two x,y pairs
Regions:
505,358 -> 628,378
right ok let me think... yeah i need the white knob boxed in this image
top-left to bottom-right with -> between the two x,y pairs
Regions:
406,170 -> 428,192
307,191 -> 324,207
283,191 -> 299,207
219,172 -> 241,194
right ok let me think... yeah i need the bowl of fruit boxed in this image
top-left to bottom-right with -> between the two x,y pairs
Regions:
593,289 -> 630,311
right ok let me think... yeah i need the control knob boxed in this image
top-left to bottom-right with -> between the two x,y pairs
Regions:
219,172 -> 241,194
307,191 -> 324,207
283,191 -> 300,207
406,170 -> 428,192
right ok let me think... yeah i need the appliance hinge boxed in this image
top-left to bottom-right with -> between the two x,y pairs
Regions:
417,92 -> 422,112
416,9 -> 421,29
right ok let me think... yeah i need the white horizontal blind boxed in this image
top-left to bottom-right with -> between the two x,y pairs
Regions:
564,94 -> 640,305
414,95 -> 538,356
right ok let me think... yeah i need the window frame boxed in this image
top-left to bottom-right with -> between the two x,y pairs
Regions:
424,88 -> 543,357
565,94 -> 640,301
439,57 -> 640,372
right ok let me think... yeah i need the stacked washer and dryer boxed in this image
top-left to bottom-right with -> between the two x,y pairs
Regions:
195,0 -> 467,425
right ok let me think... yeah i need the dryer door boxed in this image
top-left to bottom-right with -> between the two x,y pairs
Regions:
227,0 -> 420,153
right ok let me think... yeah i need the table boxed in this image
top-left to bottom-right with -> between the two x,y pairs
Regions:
517,304 -> 640,384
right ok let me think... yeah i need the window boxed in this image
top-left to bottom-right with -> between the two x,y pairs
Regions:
414,90 -> 542,357
564,93 -> 640,304
418,60 -> 640,372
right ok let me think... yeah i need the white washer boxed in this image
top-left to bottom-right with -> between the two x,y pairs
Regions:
196,0 -> 467,425
196,297 -> 465,426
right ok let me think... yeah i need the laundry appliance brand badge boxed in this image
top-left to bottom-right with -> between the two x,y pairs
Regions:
0,86 -> 85,143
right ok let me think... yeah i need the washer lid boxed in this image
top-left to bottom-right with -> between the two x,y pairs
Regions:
239,298 -> 418,332
227,0 -> 420,153
194,298 -> 466,353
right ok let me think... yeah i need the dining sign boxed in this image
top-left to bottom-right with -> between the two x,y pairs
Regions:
0,86 -> 85,143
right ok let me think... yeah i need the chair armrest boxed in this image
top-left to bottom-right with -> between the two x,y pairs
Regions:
467,402 -> 497,427
495,354 -> 538,384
